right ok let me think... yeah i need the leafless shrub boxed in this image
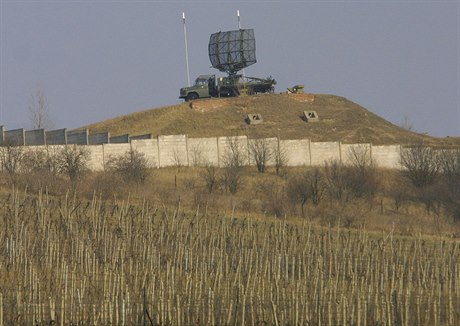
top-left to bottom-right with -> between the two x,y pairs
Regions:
200,165 -> 220,193
249,138 -> 272,173
324,159 -> 349,202
106,148 -> 150,184
400,143 -> 440,188
222,164 -> 243,194
189,143 -> 205,167
172,148 -> 186,170
0,144 -> 24,177
21,146 -> 61,176
438,149 -> 460,178
347,145 -> 379,199
287,168 -> 325,217
58,145 -> 90,182
256,180 -> 287,217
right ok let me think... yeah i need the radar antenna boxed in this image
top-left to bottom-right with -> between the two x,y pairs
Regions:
208,29 -> 256,77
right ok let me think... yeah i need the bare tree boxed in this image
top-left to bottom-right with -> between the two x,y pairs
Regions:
220,137 -> 246,194
250,138 -> 272,173
347,144 -> 374,173
400,143 -> 440,188
273,140 -> 287,175
28,85 -> 52,129
400,115 -> 414,132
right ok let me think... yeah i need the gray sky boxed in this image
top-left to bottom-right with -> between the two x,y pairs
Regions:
1,0 -> 459,137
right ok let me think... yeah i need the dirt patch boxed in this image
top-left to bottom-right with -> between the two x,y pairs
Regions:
289,93 -> 315,103
189,98 -> 229,112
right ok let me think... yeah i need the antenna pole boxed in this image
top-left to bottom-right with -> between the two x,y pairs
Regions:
182,12 -> 191,87
237,10 -> 245,77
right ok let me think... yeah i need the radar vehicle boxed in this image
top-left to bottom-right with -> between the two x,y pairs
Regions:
180,29 -> 276,101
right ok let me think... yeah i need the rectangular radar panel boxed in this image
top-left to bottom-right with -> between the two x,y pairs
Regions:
208,29 -> 256,75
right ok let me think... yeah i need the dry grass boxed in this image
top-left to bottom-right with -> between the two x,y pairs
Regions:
84,93 -> 459,146
0,189 -> 459,325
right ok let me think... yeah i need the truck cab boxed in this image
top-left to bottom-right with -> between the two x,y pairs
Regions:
179,75 -> 216,101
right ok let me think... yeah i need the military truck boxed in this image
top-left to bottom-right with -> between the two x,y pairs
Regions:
179,74 -> 275,101
179,28 -> 276,101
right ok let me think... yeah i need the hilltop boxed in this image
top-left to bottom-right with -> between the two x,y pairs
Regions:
85,93 -> 459,146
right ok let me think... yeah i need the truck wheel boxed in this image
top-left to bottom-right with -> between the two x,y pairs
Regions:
186,93 -> 198,101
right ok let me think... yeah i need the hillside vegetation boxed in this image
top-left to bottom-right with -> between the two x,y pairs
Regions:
85,94 -> 459,146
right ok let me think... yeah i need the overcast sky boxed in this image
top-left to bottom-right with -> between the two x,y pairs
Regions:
1,0 -> 459,137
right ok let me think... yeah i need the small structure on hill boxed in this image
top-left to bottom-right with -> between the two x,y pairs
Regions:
303,111 -> 319,122
247,113 -> 263,125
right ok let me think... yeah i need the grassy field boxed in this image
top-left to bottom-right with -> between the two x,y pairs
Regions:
0,189 -> 459,325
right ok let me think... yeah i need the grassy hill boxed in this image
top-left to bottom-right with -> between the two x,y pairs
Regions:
85,93 -> 459,146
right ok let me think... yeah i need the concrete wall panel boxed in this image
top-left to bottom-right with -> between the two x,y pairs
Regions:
187,137 -> 219,166
218,136 -> 249,167
67,129 -> 89,145
89,132 -> 110,145
158,135 -> 188,167
310,141 -> 341,166
340,143 -> 372,166
372,145 -> 401,169
110,134 -> 129,143
25,129 -> 46,146
279,139 -> 310,166
4,129 -> 25,146
130,134 -> 153,141
46,129 -> 67,145
85,145 -> 104,171
131,139 -> 159,168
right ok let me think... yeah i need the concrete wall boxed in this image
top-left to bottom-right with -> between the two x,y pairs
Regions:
280,139 -> 311,166
2,128 -> 456,172
372,145 -> 401,169
187,137 -> 219,166
46,129 -> 67,145
158,135 -> 188,168
131,139 -> 160,168
25,129 -> 46,146
310,141 -> 341,166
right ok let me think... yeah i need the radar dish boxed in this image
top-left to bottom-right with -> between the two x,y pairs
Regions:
208,29 -> 256,76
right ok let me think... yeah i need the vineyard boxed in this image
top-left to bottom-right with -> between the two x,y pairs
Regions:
0,190 -> 458,325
